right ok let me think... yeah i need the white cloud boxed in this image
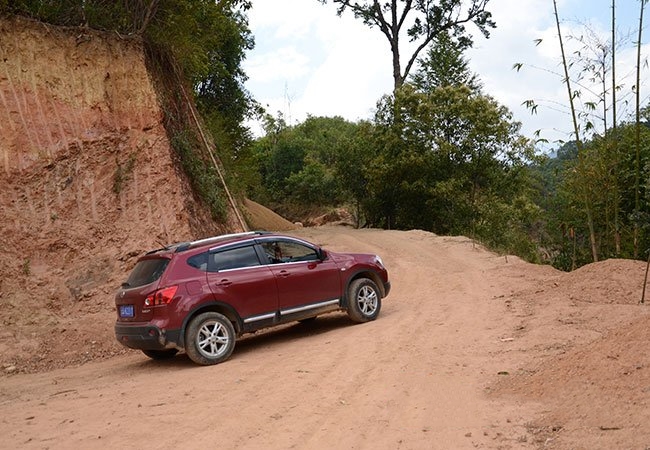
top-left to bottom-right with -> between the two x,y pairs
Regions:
245,46 -> 311,83
294,11 -> 391,121
244,0 -> 393,127
244,0 -> 648,147
247,0 -> 321,37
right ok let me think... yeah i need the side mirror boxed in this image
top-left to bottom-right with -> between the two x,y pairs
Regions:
317,248 -> 327,261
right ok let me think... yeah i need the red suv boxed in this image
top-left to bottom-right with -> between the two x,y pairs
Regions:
114,231 -> 390,365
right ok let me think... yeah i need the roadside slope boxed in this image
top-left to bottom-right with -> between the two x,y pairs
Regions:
0,16 -> 237,372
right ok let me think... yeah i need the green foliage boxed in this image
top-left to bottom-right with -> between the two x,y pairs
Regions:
253,79 -> 537,258
285,161 -> 339,204
527,121 -> 650,269
475,194 -> 543,263
334,121 -> 377,222
251,115 -> 363,219
171,131 -> 227,221
366,83 -> 534,241
250,33 -> 541,260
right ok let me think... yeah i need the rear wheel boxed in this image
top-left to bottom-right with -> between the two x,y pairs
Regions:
185,312 -> 236,365
347,278 -> 381,323
142,349 -> 178,360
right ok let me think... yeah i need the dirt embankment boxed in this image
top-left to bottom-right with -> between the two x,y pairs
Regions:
0,16 -> 238,372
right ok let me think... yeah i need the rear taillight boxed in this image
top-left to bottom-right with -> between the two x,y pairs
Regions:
144,285 -> 179,306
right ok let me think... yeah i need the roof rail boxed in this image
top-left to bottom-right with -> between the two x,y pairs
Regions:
174,231 -> 271,253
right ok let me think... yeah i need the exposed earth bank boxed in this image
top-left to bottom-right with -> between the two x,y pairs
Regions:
0,15 -> 238,373
1,226 -> 649,449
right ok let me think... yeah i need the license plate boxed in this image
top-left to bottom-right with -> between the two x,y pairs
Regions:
119,305 -> 134,318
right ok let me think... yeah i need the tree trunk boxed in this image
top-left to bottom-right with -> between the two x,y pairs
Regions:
389,0 -> 403,90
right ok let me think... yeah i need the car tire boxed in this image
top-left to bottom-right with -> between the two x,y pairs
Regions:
185,312 -> 236,365
142,349 -> 178,360
346,278 -> 381,323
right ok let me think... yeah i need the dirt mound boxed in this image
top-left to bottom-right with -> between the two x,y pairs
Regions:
557,258 -> 647,304
242,198 -> 297,231
493,315 -> 650,449
304,207 -> 356,227
489,257 -> 650,448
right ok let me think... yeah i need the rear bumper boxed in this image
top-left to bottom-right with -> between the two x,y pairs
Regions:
115,323 -> 182,350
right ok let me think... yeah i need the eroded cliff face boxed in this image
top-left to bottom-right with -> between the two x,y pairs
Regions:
0,16 -> 236,371
0,17 -> 161,172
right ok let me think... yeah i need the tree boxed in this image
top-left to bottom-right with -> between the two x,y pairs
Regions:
531,120 -> 650,269
367,83 -> 534,238
334,121 -> 378,226
251,115 -> 363,218
318,0 -> 495,90
410,30 -> 482,93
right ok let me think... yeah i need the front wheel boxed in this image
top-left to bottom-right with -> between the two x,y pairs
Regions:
185,312 -> 236,365
346,278 -> 381,323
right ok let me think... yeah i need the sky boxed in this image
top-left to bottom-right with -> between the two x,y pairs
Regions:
243,0 -> 649,150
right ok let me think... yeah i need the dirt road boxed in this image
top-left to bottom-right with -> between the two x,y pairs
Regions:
1,227 -> 648,449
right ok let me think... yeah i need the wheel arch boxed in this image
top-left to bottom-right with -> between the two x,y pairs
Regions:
342,270 -> 385,307
179,301 -> 243,347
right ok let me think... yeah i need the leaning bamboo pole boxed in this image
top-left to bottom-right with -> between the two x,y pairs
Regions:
552,0 -> 598,262
634,0 -> 646,259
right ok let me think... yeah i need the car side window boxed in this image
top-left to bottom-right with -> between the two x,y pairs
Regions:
187,252 -> 209,271
262,241 -> 318,264
209,246 -> 261,272
261,241 -> 284,264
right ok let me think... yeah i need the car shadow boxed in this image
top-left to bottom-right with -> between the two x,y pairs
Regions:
118,312 -> 355,371
233,312 -> 352,357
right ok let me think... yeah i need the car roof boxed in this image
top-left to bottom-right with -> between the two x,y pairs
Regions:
146,231 -> 275,256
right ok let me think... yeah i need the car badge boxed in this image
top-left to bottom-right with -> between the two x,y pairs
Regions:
121,291 -> 125,298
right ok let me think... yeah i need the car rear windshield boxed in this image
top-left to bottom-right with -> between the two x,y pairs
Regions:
125,258 -> 169,288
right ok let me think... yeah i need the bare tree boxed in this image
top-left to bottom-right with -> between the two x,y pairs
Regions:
319,0 -> 495,91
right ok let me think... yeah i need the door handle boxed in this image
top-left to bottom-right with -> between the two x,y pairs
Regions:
278,270 -> 290,278
216,279 -> 232,287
